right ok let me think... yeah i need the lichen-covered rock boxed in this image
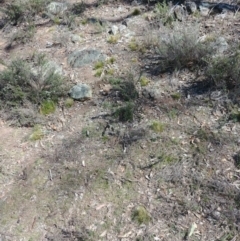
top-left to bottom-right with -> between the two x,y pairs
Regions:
69,84 -> 92,100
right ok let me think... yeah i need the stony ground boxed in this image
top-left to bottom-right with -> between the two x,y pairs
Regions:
0,0 -> 240,240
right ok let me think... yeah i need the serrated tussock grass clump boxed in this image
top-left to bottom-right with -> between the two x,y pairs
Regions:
0,54 -> 66,115
115,102 -> 135,122
65,98 -> 74,108
154,0 -> 173,26
132,206 -> 151,224
40,100 -> 56,115
150,121 -> 165,133
116,80 -> 139,101
140,76 -> 150,87
29,125 -> 44,141
206,52 -> 240,91
2,0 -> 50,25
156,23 -> 214,72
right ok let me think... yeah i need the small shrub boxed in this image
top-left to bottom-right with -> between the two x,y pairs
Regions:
3,0 -> 50,25
156,23 -> 213,72
0,55 -> 65,110
65,98 -> 74,108
116,80 -> 139,101
40,100 -> 56,115
115,102 -> 134,122
150,121 -> 165,133
27,0 -> 50,14
8,23 -> 36,46
154,0 -> 173,25
132,206 -> 151,225
108,77 -> 122,85
71,2 -> 86,15
3,3 -> 24,25
206,52 -> 240,91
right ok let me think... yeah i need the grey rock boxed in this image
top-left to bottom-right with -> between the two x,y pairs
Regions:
71,34 -> 82,43
42,61 -> 62,79
199,6 -> 209,16
110,25 -> 119,35
119,24 -> 127,33
142,87 -> 162,100
69,84 -> 92,100
174,5 -> 186,21
47,2 -> 68,15
68,49 -> 105,68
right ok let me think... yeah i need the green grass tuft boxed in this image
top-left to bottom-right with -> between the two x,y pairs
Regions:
40,100 -> 56,115
132,206 -> 151,224
29,125 -> 44,141
150,121 -> 165,133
